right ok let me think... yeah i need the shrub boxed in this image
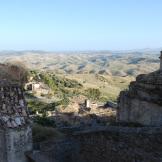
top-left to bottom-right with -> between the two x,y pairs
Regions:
85,88 -> 101,100
27,100 -> 56,114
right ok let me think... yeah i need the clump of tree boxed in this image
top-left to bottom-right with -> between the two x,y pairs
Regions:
40,73 -> 58,91
85,88 -> 101,100
32,72 -> 83,102
39,72 -> 83,90
27,98 -> 70,115
27,71 -> 86,109
28,100 -> 56,114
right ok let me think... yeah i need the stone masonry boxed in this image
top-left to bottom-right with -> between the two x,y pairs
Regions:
0,81 -> 32,162
117,51 -> 162,126
27,126 -> 162,162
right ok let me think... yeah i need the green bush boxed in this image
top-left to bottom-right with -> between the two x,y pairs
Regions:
27,100 -> 56,114
39,73 -> 82,90
85,88 -> 101,100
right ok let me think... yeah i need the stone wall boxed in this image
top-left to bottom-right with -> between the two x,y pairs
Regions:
29,126 -> 162,162
0,81 -> 33,162
117,93 -> 162,125
117,70 -> 162,126
0,126 -> 32,162
0,129 -> 7,162
74,126 -> 162,162
27,139 -> 79,162
6,126 -> 32,162
0,82 -> 29,128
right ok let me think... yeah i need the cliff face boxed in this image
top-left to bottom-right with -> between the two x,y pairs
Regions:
117,70 -> 162,126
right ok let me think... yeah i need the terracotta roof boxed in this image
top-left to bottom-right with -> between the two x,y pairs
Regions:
0,81 -> 29,129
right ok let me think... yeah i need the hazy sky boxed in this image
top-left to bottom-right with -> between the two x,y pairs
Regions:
0,0 -> 162,51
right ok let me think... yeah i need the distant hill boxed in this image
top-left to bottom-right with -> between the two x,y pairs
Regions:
0,50 -> 160,77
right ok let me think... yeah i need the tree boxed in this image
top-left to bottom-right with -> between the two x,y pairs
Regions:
85,88 -> 101,100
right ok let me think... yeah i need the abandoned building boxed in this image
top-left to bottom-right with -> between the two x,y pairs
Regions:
117,51 -> 162,126
0,81 -> 32,162
25,82 -> 40,91
25,82 -> 49,95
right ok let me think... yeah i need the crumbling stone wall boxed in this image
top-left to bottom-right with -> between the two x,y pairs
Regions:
29,126 -> 162,162
0,82 -> 29,128
6,126 -> 32,162
74,127 -> 162,162
0,81 -> 32,162
0,129 -> 7,162
117,70 -> 162,126
117,54 -> 162,126
27,139 -> 79,162
0,126 -> 32,162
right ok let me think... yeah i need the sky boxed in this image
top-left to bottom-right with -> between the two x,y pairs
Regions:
0,0 -> 162,51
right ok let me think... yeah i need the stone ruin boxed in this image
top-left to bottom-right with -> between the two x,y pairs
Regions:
117,51 -> 162,126
26,52 -> 162,162
0,81 -> 32,162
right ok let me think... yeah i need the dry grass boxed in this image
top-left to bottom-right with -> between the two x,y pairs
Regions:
61,74 -> 134,101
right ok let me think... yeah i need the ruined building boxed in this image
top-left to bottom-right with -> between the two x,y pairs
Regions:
0,81 -> 32,162
117,51 -> 162,126
26,53 -> 162,162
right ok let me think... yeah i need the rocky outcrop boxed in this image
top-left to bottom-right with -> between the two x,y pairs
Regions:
117,68 -> 162,126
